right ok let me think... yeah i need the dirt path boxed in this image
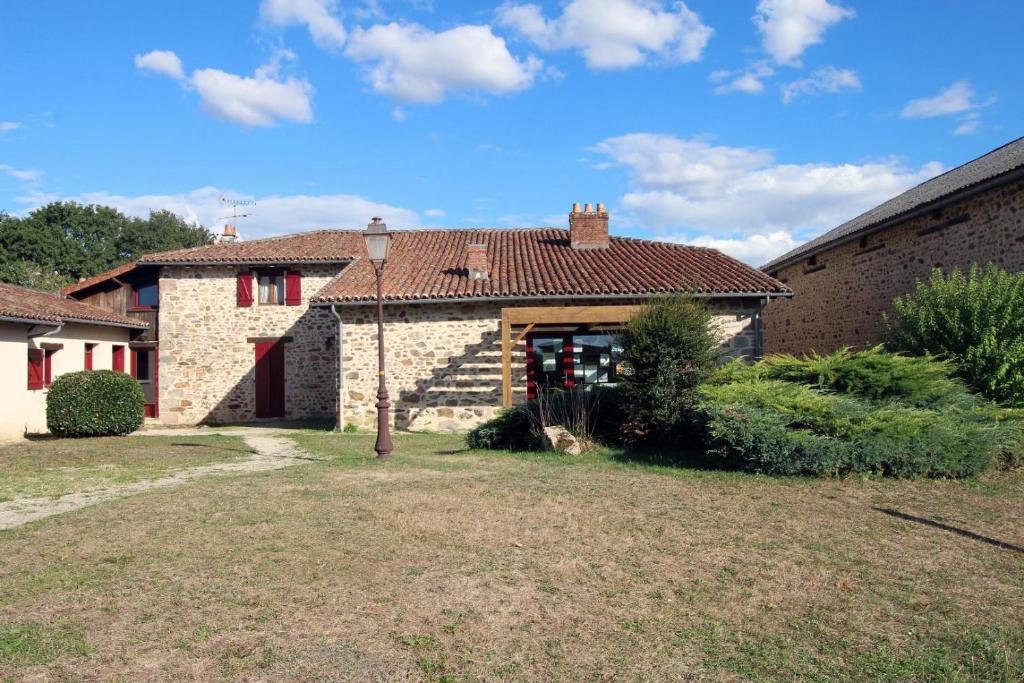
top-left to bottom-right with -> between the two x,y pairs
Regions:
0,432 -> 317,531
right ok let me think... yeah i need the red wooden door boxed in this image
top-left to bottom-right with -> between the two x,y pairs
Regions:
255,341 -> 285,418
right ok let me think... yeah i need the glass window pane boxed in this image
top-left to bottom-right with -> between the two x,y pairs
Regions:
135,283 -> 158,307
275,275 -> 285,304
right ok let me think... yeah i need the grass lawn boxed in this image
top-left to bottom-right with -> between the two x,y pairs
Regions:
0,430 -> 1021,681
0,435 -> 253,502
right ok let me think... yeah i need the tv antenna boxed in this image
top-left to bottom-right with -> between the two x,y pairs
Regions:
218,195 -> 256,223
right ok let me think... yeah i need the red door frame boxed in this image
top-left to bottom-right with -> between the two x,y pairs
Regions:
254,341 -> 286,418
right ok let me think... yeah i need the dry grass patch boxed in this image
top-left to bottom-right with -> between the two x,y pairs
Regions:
0,435 -> 253,501
0,431 -> 1021,681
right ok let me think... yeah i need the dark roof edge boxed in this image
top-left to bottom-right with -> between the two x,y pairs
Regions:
762,163 -> 1024,273
0,313 -> 147,329
312,290 -> 792,307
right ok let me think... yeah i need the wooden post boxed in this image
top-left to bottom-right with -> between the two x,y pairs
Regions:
501,309 -> 512,408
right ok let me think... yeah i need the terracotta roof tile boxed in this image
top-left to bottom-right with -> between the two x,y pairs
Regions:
311,228 -> 789,303
0,282 -> 147,328
138,230 -> 359,264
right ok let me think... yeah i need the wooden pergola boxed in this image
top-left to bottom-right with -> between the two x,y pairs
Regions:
500,304 -> 645,407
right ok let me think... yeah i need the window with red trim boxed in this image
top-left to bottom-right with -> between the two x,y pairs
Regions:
27,349 -> 44,390
112,345 -> 125,372
257,270 -> 286,305
84,343 -> 96,370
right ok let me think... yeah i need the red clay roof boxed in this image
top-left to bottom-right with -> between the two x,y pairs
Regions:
0,282 -> 147,328
311,228 -> 789,303
61,261 -> 139,296
138,230 -> 359,265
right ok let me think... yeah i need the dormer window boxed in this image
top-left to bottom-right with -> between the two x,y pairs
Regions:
257,270 -> 285,305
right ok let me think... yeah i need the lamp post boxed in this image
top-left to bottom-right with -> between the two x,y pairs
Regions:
363,217 -> 394,459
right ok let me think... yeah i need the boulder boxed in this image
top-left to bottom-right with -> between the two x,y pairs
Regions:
543,426 -> 583,455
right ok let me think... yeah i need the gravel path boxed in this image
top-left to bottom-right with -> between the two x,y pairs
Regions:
0,432 -> 317,531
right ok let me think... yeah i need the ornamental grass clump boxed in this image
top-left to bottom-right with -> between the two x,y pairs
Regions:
46,370 -> 145,438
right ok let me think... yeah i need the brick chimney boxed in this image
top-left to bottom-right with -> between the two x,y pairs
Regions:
220,224 -> 238,243
466,243 -> 489,280
569,202 -> 609,250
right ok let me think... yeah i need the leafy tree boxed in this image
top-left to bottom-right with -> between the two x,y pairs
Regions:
0,260 -> 73,292
0,202 -> 213,286
883,265 -> 1024,406
617,296 -> 720,443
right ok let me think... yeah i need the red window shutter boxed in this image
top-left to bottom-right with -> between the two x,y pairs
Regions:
237,272 -> 254,307
27,349 -> 44,390
84,344 -> 94,371
44,350 -> 54,387
285,271 -> 302,306
112,345 -> 125,373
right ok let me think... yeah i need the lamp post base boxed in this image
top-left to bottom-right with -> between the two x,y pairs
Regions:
374,390 -> 393,459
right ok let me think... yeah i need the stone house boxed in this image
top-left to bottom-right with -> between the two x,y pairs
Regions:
0,281 -> 146,440
67,205 -> 789,431
762,137 -> 1024,355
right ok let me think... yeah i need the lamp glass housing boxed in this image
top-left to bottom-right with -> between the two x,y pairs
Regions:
363,218 -> 392,267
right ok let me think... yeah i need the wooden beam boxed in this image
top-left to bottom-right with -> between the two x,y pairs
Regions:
504,304 -> 645,326
511,322 -> 535,346
501,309 -> 512,408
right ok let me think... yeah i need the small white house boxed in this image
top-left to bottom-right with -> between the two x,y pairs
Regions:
0,282 -> 147,441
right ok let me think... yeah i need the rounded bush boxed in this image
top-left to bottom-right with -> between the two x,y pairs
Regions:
46,370 -> 145,437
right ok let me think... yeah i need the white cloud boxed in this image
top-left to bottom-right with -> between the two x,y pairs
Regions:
712,61 -> 774,95
591,133 -> 944,260
346,23 -> 541,103
754,0 -> 854,66
670,230 -> 803,265
0,163 -> 42,182
135,49 -> 314,127
391,106 -> 407,121
781,66 -> 860,103
423,208 -> 447,217
496,0 -> 713,69
260,0 -> 346,49
954,112 -> 981,136
900,80 -> 979,118
0,122 -> 23,133
22,186 -> 419,239
134,49 -> 186,80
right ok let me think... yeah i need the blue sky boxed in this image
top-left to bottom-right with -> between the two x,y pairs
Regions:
1,0 -> 1021,264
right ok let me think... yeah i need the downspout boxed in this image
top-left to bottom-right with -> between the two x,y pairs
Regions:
331,304 -> 344,431
752,295 -> 770,359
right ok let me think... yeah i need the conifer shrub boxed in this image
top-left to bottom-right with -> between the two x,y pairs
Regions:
697,352 -> 1015,478
46,370 -> 145,438
883,265 -> 1024,406
617,296 -> 720,444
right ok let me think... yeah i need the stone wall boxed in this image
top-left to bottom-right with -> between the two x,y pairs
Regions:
158,265 -> 341,424
763,179 -> 1024,355
336,297 -> 764,432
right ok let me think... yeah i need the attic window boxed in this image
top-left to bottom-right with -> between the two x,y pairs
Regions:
807,255 -> 817,266
859,236 -> 868,249
257,271 -> 285,305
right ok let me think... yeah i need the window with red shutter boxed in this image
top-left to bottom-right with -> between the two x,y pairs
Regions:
237,272 -> 254,307
27,349 -> 44,390
84,343 -> 96,370
285,271 -> 302,306
112,345 -> 125,372
44,349 -> 55,387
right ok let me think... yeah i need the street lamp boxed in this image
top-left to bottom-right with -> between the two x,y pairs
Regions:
363,217 -> 394,459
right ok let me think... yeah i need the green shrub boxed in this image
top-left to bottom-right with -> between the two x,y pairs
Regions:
46,370 -> 145,438
724,346 -> 972,408
696,371 -> 1009,478
883,265 -> 1024,406
617,296 -> 720,443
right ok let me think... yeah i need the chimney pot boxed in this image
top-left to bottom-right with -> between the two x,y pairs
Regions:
220,224 -> 238,243
571,202 -> 580,213
569,202 -> 610,250
465,242 -> 489,280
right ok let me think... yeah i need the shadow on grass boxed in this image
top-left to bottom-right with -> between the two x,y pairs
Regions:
873,507 -> 1024,554
607,444 -> 728,472
168,442 -> 256,455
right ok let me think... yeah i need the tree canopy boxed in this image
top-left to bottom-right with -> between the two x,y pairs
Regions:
0,202 -> 213,291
